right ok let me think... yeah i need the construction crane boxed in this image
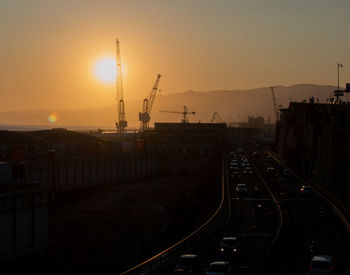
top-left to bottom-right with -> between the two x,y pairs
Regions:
115,39 -> 127,133
139,74 -> 162,131
160,106 -> 195,123
210,112 -> 223,123
270,86 -> 279,123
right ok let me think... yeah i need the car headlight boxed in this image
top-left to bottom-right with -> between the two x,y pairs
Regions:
221,248 -> 224,251
233,248 -> 237,252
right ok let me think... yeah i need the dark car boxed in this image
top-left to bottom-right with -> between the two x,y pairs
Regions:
300,185 -> 313,197
174,254 -> 201,274
205,261 -> 232,275
266,167 -> 275,176
219,236 -> 240,257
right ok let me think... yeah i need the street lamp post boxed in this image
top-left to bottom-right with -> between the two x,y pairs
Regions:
337,63 -> 343,103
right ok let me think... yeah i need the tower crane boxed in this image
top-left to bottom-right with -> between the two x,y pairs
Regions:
115,39 -> 127,133
139,74 -> 161,131
270,86 -> 279,123
210,112 -> 223,123
160,106 -> 195,123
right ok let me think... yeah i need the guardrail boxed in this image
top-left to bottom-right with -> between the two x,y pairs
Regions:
120,152 -> 231,274
250,155 -> 284,272
268,150 -> 350,253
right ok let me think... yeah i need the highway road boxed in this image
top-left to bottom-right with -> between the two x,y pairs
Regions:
163,147 -> 279,274
253,148 -> 349,275
164,145 -> 350,275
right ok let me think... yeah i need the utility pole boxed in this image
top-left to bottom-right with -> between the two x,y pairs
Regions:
336,63 -> 343,103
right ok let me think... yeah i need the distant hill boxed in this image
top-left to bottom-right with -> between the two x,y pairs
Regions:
0,129 -> 102,145
0,84 -> 339,128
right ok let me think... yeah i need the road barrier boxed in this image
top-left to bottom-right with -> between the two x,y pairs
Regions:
250,156 -> 284,272
120,152 -> 231,274
268,150 -> 350,268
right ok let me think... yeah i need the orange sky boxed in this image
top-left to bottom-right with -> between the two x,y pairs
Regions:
0,0 -> 349,111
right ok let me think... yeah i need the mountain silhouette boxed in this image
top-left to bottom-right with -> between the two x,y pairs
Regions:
0,84 -> 339,128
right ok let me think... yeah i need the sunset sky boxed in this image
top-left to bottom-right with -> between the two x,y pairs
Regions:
1,0 -> 349,111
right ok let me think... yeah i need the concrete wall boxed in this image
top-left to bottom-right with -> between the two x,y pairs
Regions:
274,102 -> 350,209
26,151 -> 156,192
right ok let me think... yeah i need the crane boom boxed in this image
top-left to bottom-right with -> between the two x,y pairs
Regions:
139,74 -> 161,131
115,39 -> 127,133
147,74 -> 161,115
270,86 -> 279,123
160,106 -> 195,123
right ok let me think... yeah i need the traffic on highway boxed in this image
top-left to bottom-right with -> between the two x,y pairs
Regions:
168,146 -> 349,275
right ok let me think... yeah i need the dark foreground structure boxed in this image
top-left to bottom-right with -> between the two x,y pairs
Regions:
274,102 -> 350,210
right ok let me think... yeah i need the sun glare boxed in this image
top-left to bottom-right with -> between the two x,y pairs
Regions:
93,57 -> 116,84
48,113 -> 58,123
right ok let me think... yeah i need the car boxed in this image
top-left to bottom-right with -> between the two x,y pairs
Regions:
300,185 -> 313,197
236,147 -> 244,153
205,261 -> 232,275
308,255 -> 335,274
236,183 -> 248,193
230,165 -> 239,171
174,254 -> 201,274
243,167 -> 253,175
219,236 -> 240,256
266,167 -> 275,176
308,241 -> 321,256
242,161 -> 250,167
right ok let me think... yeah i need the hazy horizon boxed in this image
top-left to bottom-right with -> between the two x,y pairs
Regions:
0,83 -> 341,128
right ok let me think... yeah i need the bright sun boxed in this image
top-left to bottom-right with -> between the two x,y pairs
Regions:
93,57 -> 116,84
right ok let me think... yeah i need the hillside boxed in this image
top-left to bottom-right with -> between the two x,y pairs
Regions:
0,84 -> 339,128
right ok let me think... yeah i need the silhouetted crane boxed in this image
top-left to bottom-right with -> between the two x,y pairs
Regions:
139,74 -> 161,131
115,39 -> 127,133
210,112 -> 223,123
160,106 -> 195,123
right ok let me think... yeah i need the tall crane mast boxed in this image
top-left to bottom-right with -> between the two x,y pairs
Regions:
270,86 -> 279,123
115,39 -> 127,133
139,74 -> 162,131
160,106 -> 195,123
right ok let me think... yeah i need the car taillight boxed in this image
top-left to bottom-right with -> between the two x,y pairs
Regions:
330,265 -> 333,271
309,265 -> 312,270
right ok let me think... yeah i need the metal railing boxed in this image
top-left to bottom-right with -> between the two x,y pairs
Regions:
268,150 -> 350,245
120,152 -> 231,274
250,156 -> 284,272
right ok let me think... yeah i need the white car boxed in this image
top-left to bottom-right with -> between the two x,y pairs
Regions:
236,183 -> 248,193
205,261 -> 232,275
308,255 -> 334,274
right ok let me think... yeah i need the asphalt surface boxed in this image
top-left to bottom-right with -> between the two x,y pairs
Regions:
253,149 -> 350,275
166,147 -> 279,275
166,146 -> 350,275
